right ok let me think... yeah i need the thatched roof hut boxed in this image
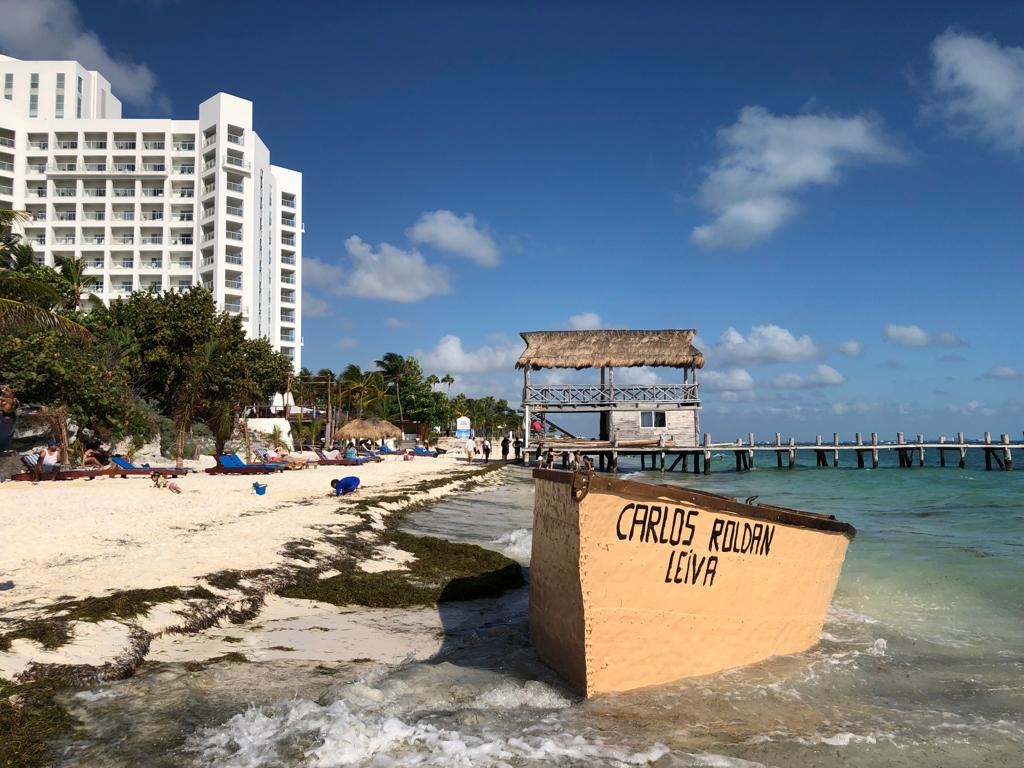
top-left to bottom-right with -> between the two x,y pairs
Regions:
516,330 -> 704,370
334,418 -> 402,441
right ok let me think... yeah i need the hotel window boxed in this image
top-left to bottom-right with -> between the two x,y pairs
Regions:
29,93 -> 38,118
640,411 -> 666,428
76,76 -> 83,117
30,73 -> 38,89
55,94 -> 64,119
3,73 -> 11,100
56,73 -> 65,89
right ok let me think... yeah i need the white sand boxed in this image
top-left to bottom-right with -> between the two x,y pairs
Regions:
0,452 -> 501,680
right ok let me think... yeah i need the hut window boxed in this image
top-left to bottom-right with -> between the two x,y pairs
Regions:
640,411 -> 666,428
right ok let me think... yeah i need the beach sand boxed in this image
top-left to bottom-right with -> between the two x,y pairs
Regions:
0,451 -> 501,681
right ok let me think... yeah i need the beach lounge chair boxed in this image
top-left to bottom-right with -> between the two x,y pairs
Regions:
253,446 -> 288,465
204,453 -> 281,475
412,446 -> 438,457
253,446 -> 315,469
314,448 -> 375,466
11,453 -> 110,482
109,455 -> 186,478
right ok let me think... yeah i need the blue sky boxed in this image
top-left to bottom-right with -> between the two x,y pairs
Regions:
2,0 -> 1022,439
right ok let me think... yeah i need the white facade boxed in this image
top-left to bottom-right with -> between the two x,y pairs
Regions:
0,55 -> 302,369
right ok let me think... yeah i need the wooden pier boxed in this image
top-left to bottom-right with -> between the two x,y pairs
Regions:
532,431 -> 1023,473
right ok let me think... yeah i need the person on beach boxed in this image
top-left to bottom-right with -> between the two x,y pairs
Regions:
501,435 -> 510,461
513,436 -> 523,461
543,448 -> 555,470
0,385 -> 15,419
34,439 -> 61,482
150,472 -> 182,493
582,454 -> 595,472
267,444 -> 308,469
330,476 -> 360,496
465,436 -> 477,463
82,444 -> 111,468
482,438 -> 491,462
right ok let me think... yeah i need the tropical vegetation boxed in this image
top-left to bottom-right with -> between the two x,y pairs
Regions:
2,207 -> 519,456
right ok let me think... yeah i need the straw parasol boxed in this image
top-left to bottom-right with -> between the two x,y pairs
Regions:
334,417 -> 402,442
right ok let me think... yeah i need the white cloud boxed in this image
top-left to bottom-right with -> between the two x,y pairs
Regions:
568,312 -> 602,330
930,30 -> 1024,152
883,324 -> 929,346
933,331 -> 965,347
983,365 -> 1021,379
715,325 -> 821,364
0,0 -> 166,110
303,257 -> 344,286
406,210 -> 500,266
335,337 -> 358,351
416,334 -> 522,374
883,324 -> 964,347
701,368 -> 755,392
691,106 -> 902,249
384,317 -> 408,328
946,399 -> 996,417
342,236 -> 450,302
302,293 -> 331,318
625,366 -> 661,385
838,340 -> 863,358
771,364 -> 845,389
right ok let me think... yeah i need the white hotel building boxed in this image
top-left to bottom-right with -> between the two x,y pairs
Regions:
0,55 -> 303,369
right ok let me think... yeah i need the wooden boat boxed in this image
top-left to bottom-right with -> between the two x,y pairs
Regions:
529,469 -> 856,697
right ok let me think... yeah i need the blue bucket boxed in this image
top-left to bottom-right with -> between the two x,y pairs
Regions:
253,482 -> 267,495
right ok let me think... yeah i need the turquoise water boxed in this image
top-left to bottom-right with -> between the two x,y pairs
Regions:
52,460 -> 1024,766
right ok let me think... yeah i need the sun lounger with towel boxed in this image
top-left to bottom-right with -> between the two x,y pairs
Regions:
314,448 -> 373,466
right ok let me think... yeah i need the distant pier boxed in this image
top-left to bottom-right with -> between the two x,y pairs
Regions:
531,431 -> 1023,473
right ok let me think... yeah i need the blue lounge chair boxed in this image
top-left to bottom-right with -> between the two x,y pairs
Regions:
205,453 -> 281,475
109,455 -> 185,478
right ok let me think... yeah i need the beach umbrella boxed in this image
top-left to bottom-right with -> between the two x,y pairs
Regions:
334,417 -> 402,442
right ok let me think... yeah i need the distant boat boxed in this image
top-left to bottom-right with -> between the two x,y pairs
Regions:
529,469 -> 855,697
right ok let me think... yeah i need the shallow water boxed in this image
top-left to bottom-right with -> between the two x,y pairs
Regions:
52,459 -> 1024,766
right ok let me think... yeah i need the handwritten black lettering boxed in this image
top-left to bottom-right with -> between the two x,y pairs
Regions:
646,505 -> 663,543
629,504 -> 648,542
708,518 -> 724,551
616,504 -> 633,540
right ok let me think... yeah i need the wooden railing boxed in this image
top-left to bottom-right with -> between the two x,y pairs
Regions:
524,383 -> 699,410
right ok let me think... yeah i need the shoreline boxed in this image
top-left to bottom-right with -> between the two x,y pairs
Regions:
0,455 -> 513,686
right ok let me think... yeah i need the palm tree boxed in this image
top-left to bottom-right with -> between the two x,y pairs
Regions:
338,365 -> 387,419
441,373 -> 455,398
172,340 -> 224,467
425,374 -> 440,391
54,254 -> 99,310
0,209 -> 88,333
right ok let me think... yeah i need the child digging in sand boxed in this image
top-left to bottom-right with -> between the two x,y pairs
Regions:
151,471 -> 182,493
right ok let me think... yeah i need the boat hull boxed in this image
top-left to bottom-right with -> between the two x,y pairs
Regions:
529,470 -> 855,697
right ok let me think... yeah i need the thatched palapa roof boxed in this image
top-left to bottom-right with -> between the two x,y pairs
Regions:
516,330 -> 704,370
334,418 -> 402,441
